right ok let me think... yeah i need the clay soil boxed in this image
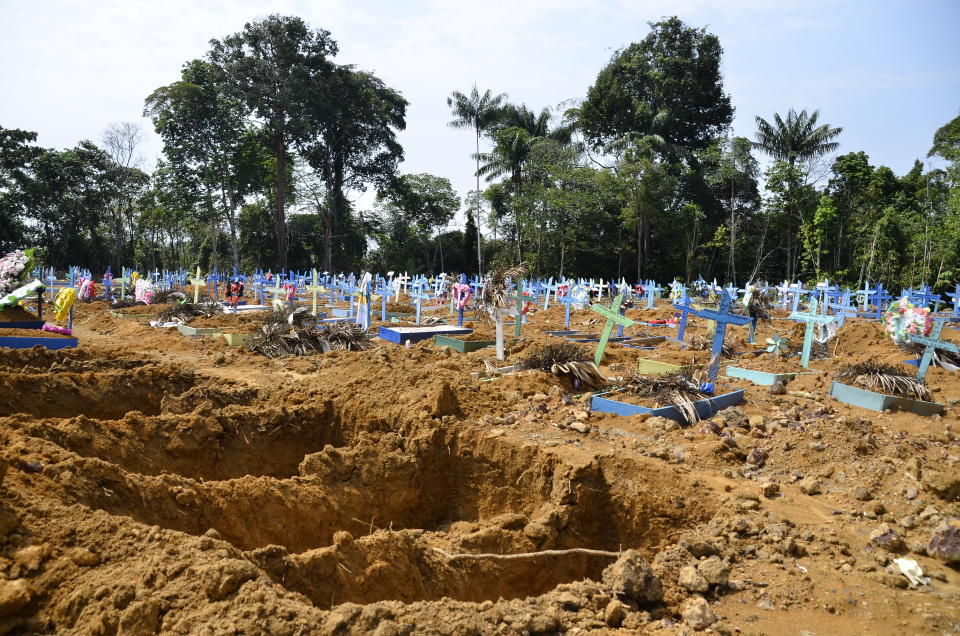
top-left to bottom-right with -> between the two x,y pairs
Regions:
0,300 -> 957,635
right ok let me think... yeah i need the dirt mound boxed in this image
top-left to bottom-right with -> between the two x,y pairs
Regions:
0,298 -> 957,634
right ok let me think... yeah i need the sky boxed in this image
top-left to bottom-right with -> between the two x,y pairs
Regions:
1,0 -> 958,223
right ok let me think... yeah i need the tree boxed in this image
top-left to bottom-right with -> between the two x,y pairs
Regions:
301,65 -> 406,272
208,15 -> 338,270
579,17 -> 733,154
447,85 -> 507,272
753,108 -> 842,279
371,173 -> 459,272
0,127 -> 42,250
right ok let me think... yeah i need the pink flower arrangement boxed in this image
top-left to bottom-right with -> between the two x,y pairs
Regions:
883,297 -> 931,343
42,324 -> 72,335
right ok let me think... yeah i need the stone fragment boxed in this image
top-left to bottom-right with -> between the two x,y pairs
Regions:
922,469 -> 960,500
678,565 -> 709,593
869,524 -> 905,552
798,478 -> 821,495
604,599 -> 626,627
697,556 -> 730,587
681,596 -> 716,630
602,550 -> 663,603
851,486 -> 872,501
761,481 -> 780,498
0,580 -> 31,618
926,518 -> 960,564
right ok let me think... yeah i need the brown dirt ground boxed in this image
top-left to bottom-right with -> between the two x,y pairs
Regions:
0,299 -> 957,635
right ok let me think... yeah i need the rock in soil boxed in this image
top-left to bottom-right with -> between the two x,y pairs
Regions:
602,550 -> 663,603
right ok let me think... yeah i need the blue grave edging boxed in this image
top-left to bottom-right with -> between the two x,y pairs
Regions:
0,336 -> 78,350
589,388 -> 744,423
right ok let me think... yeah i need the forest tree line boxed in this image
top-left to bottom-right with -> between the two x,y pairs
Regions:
1,15 -> 958,289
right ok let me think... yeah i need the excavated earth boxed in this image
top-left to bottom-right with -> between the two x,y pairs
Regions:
0,296 -> 958,634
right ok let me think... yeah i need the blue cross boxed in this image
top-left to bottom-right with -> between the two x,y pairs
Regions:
674,291 -> 752,380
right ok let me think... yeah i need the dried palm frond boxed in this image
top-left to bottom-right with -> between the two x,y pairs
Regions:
520,342 -> 590,371
249,308 -> 372,358
475,262 -> 528,323
808,340 -> 833,361
551,360 -> 606,388
835,360 -> 932,401
899,341 -> 960,368
745,288 -> 774,323
152,290 -> 187,305
154,301 -> 222,324
319,320 -> 373,351
622,370 -> 710,424
520,342 -> 605,388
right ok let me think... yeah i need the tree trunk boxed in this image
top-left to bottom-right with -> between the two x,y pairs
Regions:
275,130 -> 288,271
475,128 -> 483,274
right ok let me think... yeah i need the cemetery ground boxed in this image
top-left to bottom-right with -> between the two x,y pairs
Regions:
0,295 -> 958,635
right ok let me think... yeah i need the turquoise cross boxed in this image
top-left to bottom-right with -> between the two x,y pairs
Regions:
788,297 -> 835,368
908,318 -> 958,382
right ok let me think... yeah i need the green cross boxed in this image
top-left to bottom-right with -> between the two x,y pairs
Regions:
788,297 -> 834,368
189,267 -> 206,304
590,293 -> 635,366
304,269 -> 326,316
908,318 -> 958,382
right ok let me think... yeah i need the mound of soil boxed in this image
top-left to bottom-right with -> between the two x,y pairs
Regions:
0,297 -> 957,635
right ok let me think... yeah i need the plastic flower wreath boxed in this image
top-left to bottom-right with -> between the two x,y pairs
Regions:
0,248 -> 37,295
883,297 -> 932,344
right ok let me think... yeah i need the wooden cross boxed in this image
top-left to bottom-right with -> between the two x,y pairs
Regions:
908,318 -> 958,382
410,282 -> 429,325
189,267 -> 206,304
557,286 -> 580,329
826,291 -> 857,327
304,269 -> 326,316
946,285 -> 960,318
642,280 -> 663,309
676,291 -> 751,380
589,293 -> 636,366
394,272 -> 410,301
112,268 -> 129,301
788,297 -> 835,369
263,277 -> 288,309
907,285 -> 943,313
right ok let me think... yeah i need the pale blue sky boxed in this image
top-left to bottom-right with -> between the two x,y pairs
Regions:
1,0 -> 957,216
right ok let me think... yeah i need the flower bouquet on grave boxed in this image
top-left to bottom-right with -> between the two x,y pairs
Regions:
0,248 -> 38,296
884,298 -> 932,344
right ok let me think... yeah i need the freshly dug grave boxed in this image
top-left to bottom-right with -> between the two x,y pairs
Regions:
0,301 -> 957,635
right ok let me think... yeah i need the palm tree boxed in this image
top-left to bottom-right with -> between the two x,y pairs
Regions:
753,108 -> 842,278
753,108 -> 842,167
447,86 -> 507,273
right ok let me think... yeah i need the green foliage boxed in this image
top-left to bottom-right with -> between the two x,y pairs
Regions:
579,16 -> 733,153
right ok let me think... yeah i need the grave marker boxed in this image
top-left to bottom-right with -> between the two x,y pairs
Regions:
675,291 -> 751,380
589,293 -> 636,366
189,268 -> 206,304
788,298 -> 835,369
908,318 -> 958,381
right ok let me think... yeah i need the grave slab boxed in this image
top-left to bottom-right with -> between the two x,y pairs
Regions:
378,325 -> 472,344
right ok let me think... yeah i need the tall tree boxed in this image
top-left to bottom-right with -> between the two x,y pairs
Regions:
301,65 -> 406,272
753,108 -> 842,279
446,85 -> 507,272
208,15 -> 338,270
579,16 -> 733,154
